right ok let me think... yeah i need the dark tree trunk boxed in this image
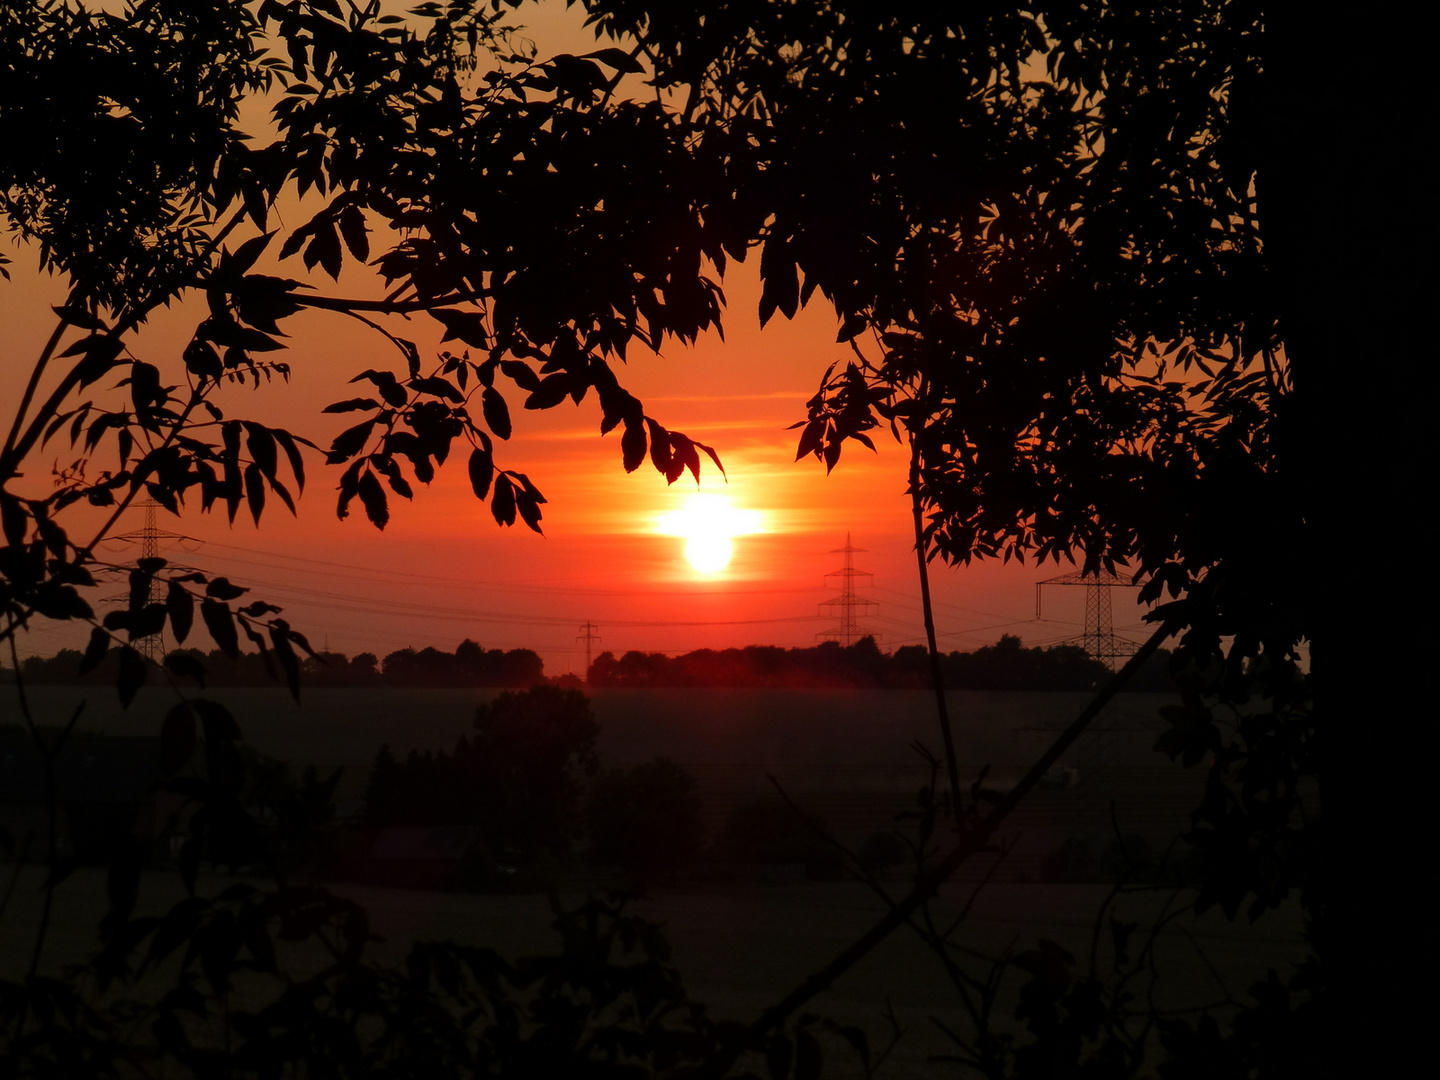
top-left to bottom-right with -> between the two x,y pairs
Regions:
1262,6 -> 1440,1072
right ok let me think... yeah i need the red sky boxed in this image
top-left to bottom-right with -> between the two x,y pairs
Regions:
0,5 -> 1155,676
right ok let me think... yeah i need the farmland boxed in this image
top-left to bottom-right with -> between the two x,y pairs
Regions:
0,866 -> 1306,1078
0,686 -> 1311,1076
9,685 -> 1201,880
9,685 -> 1179,798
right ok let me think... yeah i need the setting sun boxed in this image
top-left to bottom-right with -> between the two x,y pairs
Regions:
656,494 -> 764,573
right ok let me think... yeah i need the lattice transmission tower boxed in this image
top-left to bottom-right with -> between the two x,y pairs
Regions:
1035,567 -> 1140,670
576,621 -> 601,681
817,534 -> 878,646
102,500 -> 201,663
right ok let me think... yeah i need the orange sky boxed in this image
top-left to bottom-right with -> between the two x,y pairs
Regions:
1,242 -> 1151,675
0,4 -> 1155,676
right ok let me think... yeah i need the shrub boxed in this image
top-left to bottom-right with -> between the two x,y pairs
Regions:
714,798 -> 843,880
586,758 -> 706,879
1040,836 -> 1093,883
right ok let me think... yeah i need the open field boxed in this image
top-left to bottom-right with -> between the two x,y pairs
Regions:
1,687 -> 1309,1075
9,684 -> 1179,794
7,686 -> 1195,880
0,865 -> 1308,1079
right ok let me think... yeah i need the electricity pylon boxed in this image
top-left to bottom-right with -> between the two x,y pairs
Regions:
817,534 -> 878,646
102,500 -> 201,663
576,621 -> 601,681
1035,567 -> 1139,670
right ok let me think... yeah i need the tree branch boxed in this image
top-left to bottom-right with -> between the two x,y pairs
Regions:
293,288 -> 489,314
908,419 -> 963,823
1,315 -> 71,476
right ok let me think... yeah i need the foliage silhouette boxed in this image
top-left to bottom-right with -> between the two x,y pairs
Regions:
585,757 -> 706,880
362,685 -> 599,873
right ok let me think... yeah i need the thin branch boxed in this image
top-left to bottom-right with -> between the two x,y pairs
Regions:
1,315 -> 72,474
293,288 -> 489,314
908,418 -> 963,822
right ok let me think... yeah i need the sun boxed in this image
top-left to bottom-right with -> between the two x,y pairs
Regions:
656,494 -> 763,573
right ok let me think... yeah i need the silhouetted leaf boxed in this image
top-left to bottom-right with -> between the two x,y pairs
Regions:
431,308 -> 489,347
516,489 -> 543,534
274,428 -> 308,491
500,359 -> 540,391
201,600 -> 239,658
482,388 -> 511,439
373,455 -> 414,499
647,419 -> 670,474
491,474 -> 516,526
621,420 -> 646,472
412,376 -> 463,402
229,231 -> 274,277
468,446 -> 494,499
351,369 -> 407,407
244,422 -> 279,479
270,620 -> 301,700
327,417 -> 377,463
337,204 -> 369,261
357,469 -> 389,528
205,578 -> 248,601
116,646 -> 146,708
322,397 -> 380,413
582,47 -> 645,74
525,374 -> 570,410
78,626 -> 110,675
244,462 -> 266,524
184,340 -> 223,380
62,333 -> 124,386
306,225 -> 342,279
695,440 -> 727,478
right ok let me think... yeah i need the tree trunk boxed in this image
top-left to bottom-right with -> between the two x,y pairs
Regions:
1261,6 -> 1440,1072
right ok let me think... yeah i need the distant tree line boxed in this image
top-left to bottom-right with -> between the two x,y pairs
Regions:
4,634 -> 1177,692
3,638 -> 545,689
588,634 -> 1177,691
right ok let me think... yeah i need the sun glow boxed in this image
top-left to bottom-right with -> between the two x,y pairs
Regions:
656,494 -> 764,573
